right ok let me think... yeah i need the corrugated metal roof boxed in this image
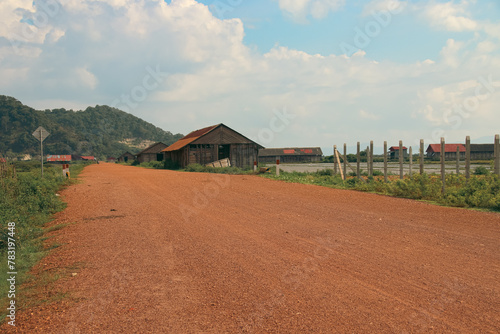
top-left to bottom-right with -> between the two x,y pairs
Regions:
163,124 -> 220,152
426,144 -> 466,153
470,144 -> 494,153
80,156 -> 95,160
47,155 -> 72,162
389,146 -> 408,151
259,147 -> 323,157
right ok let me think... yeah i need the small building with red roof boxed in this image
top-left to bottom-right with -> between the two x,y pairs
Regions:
47,155 -> 72,163
426,144 -> 466,160
388,146 -> 408,160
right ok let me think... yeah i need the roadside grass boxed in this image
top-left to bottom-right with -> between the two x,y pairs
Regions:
261,169 -> 500,212
0,161 -> 87,324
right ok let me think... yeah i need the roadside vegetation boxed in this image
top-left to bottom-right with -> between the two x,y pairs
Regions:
0,161 -> 87,323
261,167 -> 500,211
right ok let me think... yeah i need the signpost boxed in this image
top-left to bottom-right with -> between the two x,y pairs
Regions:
32,126 -> 50,178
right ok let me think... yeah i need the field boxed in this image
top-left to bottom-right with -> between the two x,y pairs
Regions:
1,163 -> 498,332
270,161 -> 493,174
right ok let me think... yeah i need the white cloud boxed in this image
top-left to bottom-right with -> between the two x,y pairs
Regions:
277,0 -> 345,22
422,1 -> 478,32
1,0 -> 499,147
439,39 -> 465,68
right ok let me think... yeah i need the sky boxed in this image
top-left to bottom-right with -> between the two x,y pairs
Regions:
1,0 -> 499,154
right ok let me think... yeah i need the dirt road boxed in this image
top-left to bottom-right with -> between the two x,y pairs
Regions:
5,163 -> 500,333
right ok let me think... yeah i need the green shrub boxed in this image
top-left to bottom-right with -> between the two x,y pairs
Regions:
316,169 -> 334,176
139,161 -> 163,169
474,166 -> 490,175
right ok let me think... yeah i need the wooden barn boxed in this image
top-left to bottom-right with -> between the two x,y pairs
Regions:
426,144 -> 466,160
117,152 -> 135,163
136,142 -> 168,163
258,147 -> 323,164
388,146 -> 408,160
470,144 -> 495,160
163,124 -> 263,169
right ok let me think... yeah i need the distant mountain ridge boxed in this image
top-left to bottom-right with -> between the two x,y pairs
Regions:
0,95 -> 183,159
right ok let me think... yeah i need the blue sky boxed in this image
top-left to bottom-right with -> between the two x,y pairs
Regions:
1,0 -> 499,154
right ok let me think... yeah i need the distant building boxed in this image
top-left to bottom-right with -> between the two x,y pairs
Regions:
258,147 -> 323,164
47,155 -> 72,163
117,152 -> 135,163
426,144 -> 466,160
107,157 -> 116,162
80,156 -> 95,161
136,142 -> 168,163
163,124 -> 263,169
388,146 -> 408,159
470,144 -> 495,160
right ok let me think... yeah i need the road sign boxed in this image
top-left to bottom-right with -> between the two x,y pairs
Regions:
32,126 -> 50,178
32,126 -> 50,142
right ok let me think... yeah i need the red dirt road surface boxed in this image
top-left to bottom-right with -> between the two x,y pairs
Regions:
4,163 -> 500,333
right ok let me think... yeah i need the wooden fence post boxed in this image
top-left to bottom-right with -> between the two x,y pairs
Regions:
366,146 -> 370,176
369,140 -> 374,177
456,145 -> 460,174
384,141 -> 388,183
343,143 -> 347,178
495,134 -> 500,177
409,147 -> 413,177
357,142 -> 360,179
333,145 -> 337,174
399,140 -> 404,180
441,137 -> 445,194
465,136 -> 471,180
335,148 -> 345,180
420,139 -> 424,174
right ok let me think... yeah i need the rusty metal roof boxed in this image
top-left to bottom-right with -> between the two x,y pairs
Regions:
162,124 -> 220,152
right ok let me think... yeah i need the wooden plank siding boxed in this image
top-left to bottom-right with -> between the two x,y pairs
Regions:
163,124 -> 263,169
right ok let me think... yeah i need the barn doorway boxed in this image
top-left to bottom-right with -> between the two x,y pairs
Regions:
218,145 -> 230,160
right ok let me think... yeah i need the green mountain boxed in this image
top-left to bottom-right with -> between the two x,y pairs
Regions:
0,95 -> 184,159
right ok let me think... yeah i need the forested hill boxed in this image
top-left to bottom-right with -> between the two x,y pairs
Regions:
0,95 -> 184,159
